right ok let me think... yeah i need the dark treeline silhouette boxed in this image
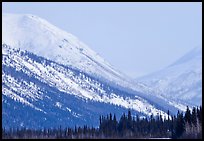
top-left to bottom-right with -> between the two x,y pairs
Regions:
2,106 -> 202,139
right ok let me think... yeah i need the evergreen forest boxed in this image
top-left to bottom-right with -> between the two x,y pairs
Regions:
2,106 -> 202,139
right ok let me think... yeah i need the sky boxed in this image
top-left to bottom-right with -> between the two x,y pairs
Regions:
2,2 -> 202,78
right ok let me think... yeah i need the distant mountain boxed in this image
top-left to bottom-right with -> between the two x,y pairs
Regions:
136,46 -> 202,106
2,13 -> 183,129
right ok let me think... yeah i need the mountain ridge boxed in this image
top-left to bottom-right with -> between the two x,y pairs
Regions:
2,13 -> 189,129
135,46 -> 202,106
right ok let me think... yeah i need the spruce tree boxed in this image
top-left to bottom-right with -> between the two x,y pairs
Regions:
175,111 -> 185,138
184,106 -> 191,125
191,107 -> 197,127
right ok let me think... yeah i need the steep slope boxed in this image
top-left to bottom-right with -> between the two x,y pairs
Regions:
2,44 -> 172,129
2,13 -> 184,129
136,46 -> 202,106
2,13 -> 129,85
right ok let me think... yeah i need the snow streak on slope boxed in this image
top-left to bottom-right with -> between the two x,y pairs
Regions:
3,44 -> 172,128
136,46 -> 202,106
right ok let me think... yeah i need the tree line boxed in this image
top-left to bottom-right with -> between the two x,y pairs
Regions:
2,106 -> 202,139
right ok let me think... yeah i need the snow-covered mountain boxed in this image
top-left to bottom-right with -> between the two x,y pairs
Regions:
2,13 -> 184,129
2,13 -> 159,95
2,13 -> 128,84
136,46 -> 202,106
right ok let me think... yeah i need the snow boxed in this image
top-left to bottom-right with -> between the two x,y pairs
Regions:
66,107 -> 72,112
136,46 -> 202,107
55,102 -> 62,108
2,80 -> 45,113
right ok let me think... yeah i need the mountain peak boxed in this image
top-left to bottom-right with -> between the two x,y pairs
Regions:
3,13 -> 126,82
4,13 -> 148,100
168,46 -> 202,67
2,13 -> 78,49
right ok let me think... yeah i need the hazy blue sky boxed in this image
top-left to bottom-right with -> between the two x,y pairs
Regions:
2,2 -> 202,78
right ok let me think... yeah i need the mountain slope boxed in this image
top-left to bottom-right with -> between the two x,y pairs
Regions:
136,46 -> 202,106
2,13 -> 129,85
2,44 -> 173,129
2,13 -> 176,101
2,13 -> 184,129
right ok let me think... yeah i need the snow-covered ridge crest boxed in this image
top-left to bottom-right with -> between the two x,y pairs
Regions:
2,13 -> 127,85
